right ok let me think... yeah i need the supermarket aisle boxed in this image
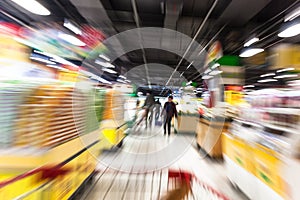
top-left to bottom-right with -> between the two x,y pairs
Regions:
83,128 -> 248,200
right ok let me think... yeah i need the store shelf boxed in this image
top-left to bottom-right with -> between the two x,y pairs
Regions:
0,130 -> 100,169
263,107 -> 300,115
234,118 -> 263,128
260,123 -> 298,135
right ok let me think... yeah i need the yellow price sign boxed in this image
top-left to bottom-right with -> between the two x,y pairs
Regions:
0,36 -> 30,63
225,91 -> 244,105
58,71 -> 78,82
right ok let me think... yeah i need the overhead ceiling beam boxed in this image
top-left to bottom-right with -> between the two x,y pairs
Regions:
131,0 -> 151,87
164,0 -> 183,30
165,0 -> 219,86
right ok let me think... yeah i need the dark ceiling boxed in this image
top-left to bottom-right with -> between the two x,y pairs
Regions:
0,0 -> 300,87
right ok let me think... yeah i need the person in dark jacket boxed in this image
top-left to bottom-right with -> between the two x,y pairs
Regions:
162,95 -> 178,136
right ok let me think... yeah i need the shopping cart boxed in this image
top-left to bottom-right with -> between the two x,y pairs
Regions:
164,170 -> 229,200
100,119 -> 127,148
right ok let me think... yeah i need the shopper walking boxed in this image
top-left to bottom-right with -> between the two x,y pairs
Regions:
136,91 -> 155,127
162,95 -> 178,136
154,98 -> 161,121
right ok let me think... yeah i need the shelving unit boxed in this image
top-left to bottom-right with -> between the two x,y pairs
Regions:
223,90 -> 300,200
0,80 -> 103,199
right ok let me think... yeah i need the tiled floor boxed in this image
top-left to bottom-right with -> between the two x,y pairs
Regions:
82,127 -> 248,200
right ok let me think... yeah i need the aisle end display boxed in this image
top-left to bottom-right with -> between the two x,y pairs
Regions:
223,89 -> 300,200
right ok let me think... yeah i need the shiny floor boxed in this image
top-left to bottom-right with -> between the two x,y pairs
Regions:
82,127 -> 248,200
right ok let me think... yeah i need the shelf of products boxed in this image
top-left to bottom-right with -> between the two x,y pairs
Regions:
0,22 -> 110,199
223,89 -> 300,200
0,78 -> 104,199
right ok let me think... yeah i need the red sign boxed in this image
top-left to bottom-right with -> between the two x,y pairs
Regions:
79,25 -> 105,48
0,22 -> 20,36
205,41 -> 223,66
225,85 -> 243,91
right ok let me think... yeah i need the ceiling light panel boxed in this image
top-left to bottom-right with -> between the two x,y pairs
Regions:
278,23 -> 300,38
239,48 -> 264,57
10,0 -> 51,16
244,37 -> 259,47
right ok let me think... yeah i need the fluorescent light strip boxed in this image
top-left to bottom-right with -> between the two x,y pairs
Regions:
64,19 -> 82,35
186,81 -> 192,85
34,50 -> 79,68
239,48 -> 264,57
10,0 -> 50,16
204,68 -> 211,74
95,60 -> 115,68
98,77 -> 112,84
243,85 -> 255,88
90,75 -> 111,84
257,79 -> 278,83
285,7 -> 300,22
278,23 -> 300,38
211,63 -> 220,69
30,57 -> 56,64
260,73 -> 275,77
117,79 -> 126,83
99,54 -> 110,62
244,37 -> 259,47
186,61 -> 194,69
202,75 -> 212,80
276,68 -> 295,73
103,68 -> 117,74
274,74 -> 298,79
58,33 -> 86,46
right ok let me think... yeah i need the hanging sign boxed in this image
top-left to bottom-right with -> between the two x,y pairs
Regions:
205,41 -> 223,66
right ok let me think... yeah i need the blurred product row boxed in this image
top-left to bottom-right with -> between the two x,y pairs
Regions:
196,88 -> 300,200
0,79 -> 127,199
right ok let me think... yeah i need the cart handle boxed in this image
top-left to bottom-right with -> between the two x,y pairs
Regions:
168,170 -> 230,200
116,122 -> 128,130
0,140 -> 99,189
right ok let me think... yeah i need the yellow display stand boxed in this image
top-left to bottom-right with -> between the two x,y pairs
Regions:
100,89 -> 126,148
223,132 -> 286,200
222,133 -> 254,173
0,130 -> 101,199
100,120 -> 125,148
252,144 -> 285,197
